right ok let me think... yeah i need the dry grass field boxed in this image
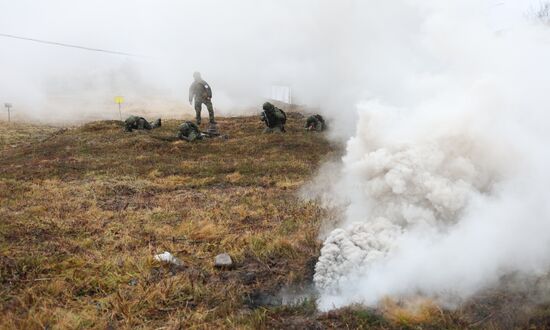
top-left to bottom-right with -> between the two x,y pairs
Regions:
2,115 -> 550,329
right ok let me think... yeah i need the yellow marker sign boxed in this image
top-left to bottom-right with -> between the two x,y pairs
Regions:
115,96 -> 124,120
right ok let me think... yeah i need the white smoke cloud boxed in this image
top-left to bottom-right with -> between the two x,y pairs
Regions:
312,0 -> 550,311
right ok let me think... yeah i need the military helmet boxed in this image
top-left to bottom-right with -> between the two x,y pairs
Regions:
263,102 -> 274,111
193,71 -> 202,80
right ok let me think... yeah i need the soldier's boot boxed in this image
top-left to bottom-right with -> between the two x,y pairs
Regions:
207,122 -> 219,136
152,118 -> 162,129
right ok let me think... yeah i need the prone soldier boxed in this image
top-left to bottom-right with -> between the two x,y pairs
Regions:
124,115 -> 161,132
177,121 -> 206,142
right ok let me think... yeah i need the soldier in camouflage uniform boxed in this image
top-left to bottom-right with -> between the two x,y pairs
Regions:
305,114 -> 326,132
124,115 -> 161,132
189,72 -> 216,126
177,121 -> 205,142
260,102 -> 287,133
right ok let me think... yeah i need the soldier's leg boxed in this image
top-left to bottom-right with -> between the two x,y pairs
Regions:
143,120 -> 153,130
204,99 -> 216,124
194,101 -> 202,125
152,118 -> 161,129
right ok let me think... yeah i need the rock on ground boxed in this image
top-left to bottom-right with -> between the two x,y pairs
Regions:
215,253 -> 233,268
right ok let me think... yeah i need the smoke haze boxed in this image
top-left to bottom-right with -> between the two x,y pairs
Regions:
3,0 -> 550,313
1,0 -> 360,131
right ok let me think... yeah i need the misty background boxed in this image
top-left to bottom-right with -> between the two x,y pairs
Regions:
0,0 -> 541,130
1,0 -> 361,132
3,0 -> 550,312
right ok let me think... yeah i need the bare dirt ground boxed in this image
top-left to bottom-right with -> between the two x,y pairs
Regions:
2,115 -> 550,329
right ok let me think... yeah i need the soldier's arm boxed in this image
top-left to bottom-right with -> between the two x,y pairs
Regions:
189,83 -> 195,104
188,131 -> 200,141
178,131 -> 190,142
204,81 -> 212,98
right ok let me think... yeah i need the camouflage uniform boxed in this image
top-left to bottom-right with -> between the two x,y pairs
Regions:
124,116 -> 161,132
260,102 -> 287,133
189,72 -> 215,126
177,121 -> 204,142
305,114 -> 326,132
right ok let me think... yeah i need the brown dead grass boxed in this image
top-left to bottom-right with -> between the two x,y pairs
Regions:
0,122 -> 62,151
2,115 -> 550,329
0,115 -> 337,329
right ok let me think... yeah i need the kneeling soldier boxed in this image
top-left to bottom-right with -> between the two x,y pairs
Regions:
305,114 -> 326,132
260,102 -> 287,133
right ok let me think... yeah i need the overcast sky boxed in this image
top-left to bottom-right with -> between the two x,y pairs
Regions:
0,0 -> 543,122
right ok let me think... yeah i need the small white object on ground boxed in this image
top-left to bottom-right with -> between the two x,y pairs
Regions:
154,251 -> 183,266
214,253 -> 233,268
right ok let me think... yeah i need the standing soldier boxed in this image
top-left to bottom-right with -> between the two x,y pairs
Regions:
305,114 -> 326,132
189,72 -> 216,130
260,102 -> 287,133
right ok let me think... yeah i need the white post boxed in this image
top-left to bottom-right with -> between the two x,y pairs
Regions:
4,103 -> 12,123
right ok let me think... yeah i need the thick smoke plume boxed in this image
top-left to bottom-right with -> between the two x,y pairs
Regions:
311,0 -> 550,311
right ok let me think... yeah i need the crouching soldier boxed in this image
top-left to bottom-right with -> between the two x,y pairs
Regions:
124,115 -> 161,132
305,114 -> 326,132
260,102 -> 287,133
177,121 -> 206,142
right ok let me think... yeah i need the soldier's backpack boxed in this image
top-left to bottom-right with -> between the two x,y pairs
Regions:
277,109 -> 287,125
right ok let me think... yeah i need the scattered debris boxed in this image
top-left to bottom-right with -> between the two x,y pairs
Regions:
245,290 -> 282,308
241,272 -> 256,285
40,128 -> 68,142
214,253 -> 233,268
154,251 -> 183,266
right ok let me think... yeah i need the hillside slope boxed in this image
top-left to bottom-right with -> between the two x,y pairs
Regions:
1,115 -> 341,329
2,116 -> 550,329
